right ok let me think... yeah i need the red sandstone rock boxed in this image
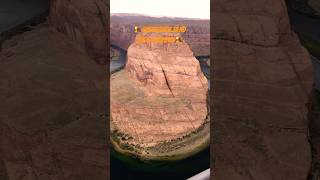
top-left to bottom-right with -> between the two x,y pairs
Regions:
50,0 -> 109,64
212,0 -> 314,179
111,33 -> 208,156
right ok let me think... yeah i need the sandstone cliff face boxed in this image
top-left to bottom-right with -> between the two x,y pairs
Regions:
125,34 -> 208,97
50,0 -> 109,64
111,33 -> 208,157
183,24 -> 210,57
212,0 -> 314,179
110,15 -> 210,56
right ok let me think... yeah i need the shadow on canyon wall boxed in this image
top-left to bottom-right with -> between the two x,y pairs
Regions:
287,1 -> 320,179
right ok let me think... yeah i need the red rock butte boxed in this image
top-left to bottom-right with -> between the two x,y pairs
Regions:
110,31 -> 209,159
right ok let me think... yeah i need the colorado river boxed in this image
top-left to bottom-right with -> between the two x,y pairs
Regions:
110,45 -> 127,73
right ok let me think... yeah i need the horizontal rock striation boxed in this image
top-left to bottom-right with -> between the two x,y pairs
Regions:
212,0 -> 314,179
126,33 -> 208,97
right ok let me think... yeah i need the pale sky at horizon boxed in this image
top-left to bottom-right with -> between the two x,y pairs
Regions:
110,0 -> 210,19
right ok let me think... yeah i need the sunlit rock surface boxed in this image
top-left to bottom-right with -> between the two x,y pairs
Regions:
111,33 -> 209,159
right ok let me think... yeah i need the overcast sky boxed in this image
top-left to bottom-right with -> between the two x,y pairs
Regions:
110,0 -> 210,19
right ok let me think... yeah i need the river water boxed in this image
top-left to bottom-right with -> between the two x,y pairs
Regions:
110,45 -> 210,179
111,147 -> 210,179
110,45 -> 127,73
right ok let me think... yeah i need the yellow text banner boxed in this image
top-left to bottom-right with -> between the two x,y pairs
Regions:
136,35 -> 183,43
138,25 -> 187,33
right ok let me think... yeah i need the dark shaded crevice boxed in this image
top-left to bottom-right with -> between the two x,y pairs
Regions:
0,160 -> 8,180
285,2 -> 320,179
160,65 -> 175,97
307,89 -> 320,180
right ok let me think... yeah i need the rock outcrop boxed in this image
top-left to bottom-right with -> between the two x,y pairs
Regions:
111,32 -> 209,159
110,15 -> 210,56
50,0 -> 109,64
212,0 -> 314,179
0,25 -> 108,180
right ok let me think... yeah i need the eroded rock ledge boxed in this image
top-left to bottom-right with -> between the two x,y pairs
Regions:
111,33 -> 209,160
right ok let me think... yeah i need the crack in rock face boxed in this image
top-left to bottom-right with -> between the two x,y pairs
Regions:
110,32 -> 209,159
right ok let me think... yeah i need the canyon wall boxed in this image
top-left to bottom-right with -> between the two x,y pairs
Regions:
50,0 -> 109,64
212,0 -> 314,179
125,33 -> 208,98
0,1 -> 110,180
109,23 -> 135,51
110,15 -> 210,56
0,27 -> 108,180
